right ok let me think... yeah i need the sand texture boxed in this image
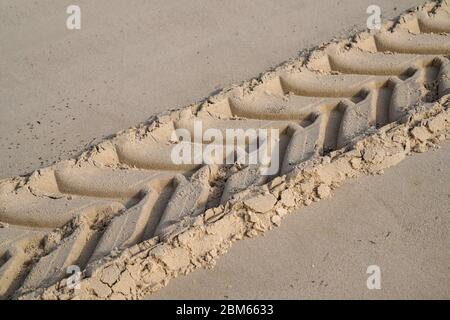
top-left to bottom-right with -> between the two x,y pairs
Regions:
0,0 -> 449,300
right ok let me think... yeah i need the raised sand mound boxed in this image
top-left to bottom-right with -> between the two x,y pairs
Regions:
0,0 -> 449,300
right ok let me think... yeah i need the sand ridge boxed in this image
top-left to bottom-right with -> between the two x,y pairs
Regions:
0,0 -> 449,300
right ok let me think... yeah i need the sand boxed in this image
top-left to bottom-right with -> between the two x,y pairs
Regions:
0,0 -> 424,179
151,140 -> 450,300
0,0 -> 449,300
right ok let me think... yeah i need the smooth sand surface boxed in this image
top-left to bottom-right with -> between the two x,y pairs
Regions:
150,141 -> 450,299
0,0 -> 424,179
